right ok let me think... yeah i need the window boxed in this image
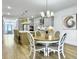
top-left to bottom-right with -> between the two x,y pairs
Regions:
7,24 -> 12,34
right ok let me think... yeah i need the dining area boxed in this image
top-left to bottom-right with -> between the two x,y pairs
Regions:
13,26 -> 67,59
2,17 -> 77,59
2,15 -> 77,59
2,8 -> 77,59
2,0 -> 77,59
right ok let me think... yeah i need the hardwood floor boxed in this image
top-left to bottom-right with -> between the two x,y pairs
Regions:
2,34 -> 77,59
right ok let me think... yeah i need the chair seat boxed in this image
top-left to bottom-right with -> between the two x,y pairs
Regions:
48,45 -> 63,51
35,45 -> 45,49
48,43 -> 58,47
49,45 -> 58,49
35,43 -> 45,46
48,44 -> 58,51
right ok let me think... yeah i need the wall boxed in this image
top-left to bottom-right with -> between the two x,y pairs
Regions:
54,6 -> 77,46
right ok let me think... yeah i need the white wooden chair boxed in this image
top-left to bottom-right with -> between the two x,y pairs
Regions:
48,33 -> 67,59
55,31 -> 60,40
26,31 -> 45,59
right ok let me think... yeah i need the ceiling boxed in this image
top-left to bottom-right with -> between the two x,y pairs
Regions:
2,0 -> 77,18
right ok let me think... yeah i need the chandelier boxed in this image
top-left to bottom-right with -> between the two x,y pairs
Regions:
40,0 -> 54,17
19,10 -> 30,24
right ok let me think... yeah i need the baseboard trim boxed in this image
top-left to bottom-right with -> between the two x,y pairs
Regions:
65,43 -> 77,47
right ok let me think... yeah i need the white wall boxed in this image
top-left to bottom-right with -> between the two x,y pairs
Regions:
54,6 -> 77,46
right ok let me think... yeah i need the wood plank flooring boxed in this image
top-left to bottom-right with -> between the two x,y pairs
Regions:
2,34 -> 77,59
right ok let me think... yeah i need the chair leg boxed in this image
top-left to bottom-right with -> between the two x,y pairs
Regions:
44,48 -> 46,56
29,47 -> 33,56
48,49 -> 50,56
33,50 -> 36,59
58,51 -> 61,59
62,51 -> 65,58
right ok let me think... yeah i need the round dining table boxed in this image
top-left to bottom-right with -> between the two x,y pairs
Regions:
35,40 -> 59,56
32,31 -> 59,56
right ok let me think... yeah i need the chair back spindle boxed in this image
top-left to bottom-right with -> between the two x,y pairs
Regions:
60,33 -> 67,44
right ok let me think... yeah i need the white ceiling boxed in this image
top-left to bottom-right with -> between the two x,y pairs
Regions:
2,0 -> 77,18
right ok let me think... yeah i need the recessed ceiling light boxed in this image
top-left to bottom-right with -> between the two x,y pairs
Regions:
7,6 -> 12,9
7,13 -> 10,15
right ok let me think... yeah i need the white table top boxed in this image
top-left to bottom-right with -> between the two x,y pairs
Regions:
36,40 -> 59,44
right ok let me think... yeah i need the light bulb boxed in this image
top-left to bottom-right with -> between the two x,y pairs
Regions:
40,12 -> 45,17
51,12 -> 54,16
8,6 -> 12,9
7,13 -> 10,15
47,10 -> 50,17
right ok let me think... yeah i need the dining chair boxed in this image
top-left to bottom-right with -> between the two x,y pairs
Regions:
35,30 -> 46,46
25,31 -> 45,59
48,33 -> 67,59
30,31 -> 35,37
19,32 -> 31,45
36,31 -> 41,37
48,31 -> 60,48
55,31 -> 60,40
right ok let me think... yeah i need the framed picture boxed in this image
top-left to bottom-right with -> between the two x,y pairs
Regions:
63,14 -> 77,30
